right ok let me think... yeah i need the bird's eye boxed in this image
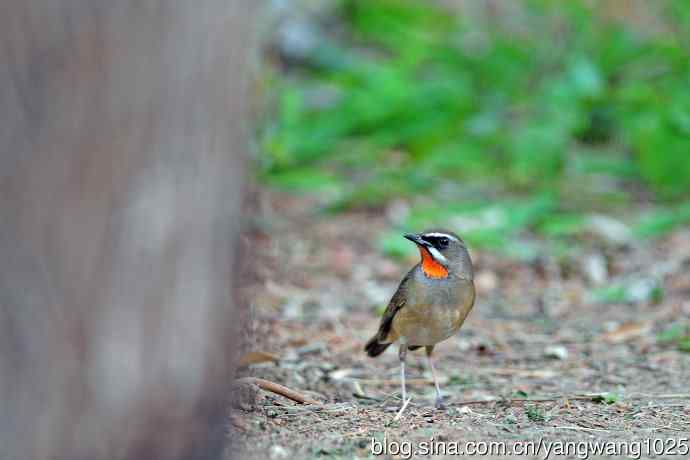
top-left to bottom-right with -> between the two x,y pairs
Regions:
438,237 -> 449,248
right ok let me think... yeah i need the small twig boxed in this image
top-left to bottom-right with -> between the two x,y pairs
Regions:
379,391 -> 407,408
275,404 -> 353,418
453,395 -> 603,406
644,404 -> 689,408
394,397 -> 412,422
451,393 -> 690,407
454,397 -> 568,406
235,377 -> 321,405
282,402 -> 352,413
654,424 -> 690,432
629,393 -> 690,400
453,398 -> 500,406
455,406 -> 491,417
355,378 -> 437,386
553,426 -> 615,433
352,393 -> 383,402
237,350 -> 281,367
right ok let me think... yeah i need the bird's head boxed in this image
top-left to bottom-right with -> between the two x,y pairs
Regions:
404,230 -> 473,280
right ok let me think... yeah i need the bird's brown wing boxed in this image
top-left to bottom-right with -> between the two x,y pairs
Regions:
374,268 -> 414,343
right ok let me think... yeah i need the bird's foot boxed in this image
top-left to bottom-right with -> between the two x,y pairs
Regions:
434,397 -> 445,410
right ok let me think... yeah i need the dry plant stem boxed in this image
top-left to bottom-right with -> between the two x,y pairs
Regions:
236,377 -> 321,405
394,397 -> 412,422
356,378 -> 437,386
554,426 -> 614,433
454,394 -> 690,406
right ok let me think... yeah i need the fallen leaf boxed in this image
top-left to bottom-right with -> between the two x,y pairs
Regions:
286,337 -> 308,347
329,368 -> 354,380
601,321 -> 652,344
238,350 -> 280,366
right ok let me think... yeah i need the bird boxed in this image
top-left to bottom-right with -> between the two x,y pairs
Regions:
364,230 -> 475,409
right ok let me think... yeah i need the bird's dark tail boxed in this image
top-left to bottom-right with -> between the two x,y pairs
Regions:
364,335 -> 391,357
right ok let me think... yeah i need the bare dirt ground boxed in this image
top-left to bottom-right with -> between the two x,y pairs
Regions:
228,190 -> 690,459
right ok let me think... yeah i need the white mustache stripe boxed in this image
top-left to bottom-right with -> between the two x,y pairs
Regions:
427,246 -> 448,265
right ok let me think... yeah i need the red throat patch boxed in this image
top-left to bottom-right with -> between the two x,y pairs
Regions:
419,246 -> 449,279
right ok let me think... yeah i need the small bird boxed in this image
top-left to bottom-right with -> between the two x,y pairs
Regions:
364,230 -> 475,408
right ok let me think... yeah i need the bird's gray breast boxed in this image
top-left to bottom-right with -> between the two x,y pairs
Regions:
395,270 -> 474,346
411,267 -> 470,304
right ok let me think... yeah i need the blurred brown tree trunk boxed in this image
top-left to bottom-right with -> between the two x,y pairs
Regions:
0,1 -> 255,459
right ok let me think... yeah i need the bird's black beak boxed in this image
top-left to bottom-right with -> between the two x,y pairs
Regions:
404,233 -> 430,247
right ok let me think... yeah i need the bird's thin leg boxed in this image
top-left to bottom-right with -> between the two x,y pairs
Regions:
398,341 -> 408,403
425,346 -> 444,409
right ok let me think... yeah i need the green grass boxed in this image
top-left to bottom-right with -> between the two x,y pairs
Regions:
526,405 -> 548,423
591,392 -> 620,405
657,323 -> 690,353
259,0 -> 690,253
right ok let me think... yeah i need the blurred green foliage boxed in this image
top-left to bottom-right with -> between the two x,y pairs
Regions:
591,392 -> 620,404
260,0 -> 690,254
657,322 -> 690,352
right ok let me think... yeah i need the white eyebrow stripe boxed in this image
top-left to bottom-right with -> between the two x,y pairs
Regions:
423,232 -> 457,241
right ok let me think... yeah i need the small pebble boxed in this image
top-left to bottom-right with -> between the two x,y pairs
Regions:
269,444 -> 289,460
544,345 -> 569,360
